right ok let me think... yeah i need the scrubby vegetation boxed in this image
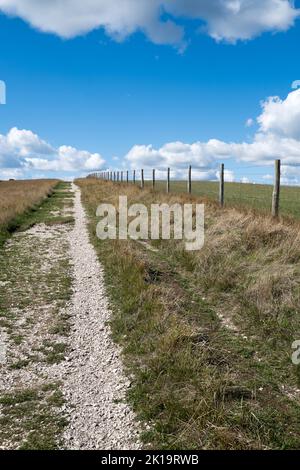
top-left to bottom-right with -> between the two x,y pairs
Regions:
77,177 -> 300,450
0,179 -> 58,245
0,182 -> 73,449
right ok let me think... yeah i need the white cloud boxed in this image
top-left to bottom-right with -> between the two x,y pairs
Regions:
241,177 -> 250,183
258,88 -> 300,140
0,0 -> 298,47
281,165 -> 300,185
292,80 -> 300,89
0,127 -> 105,178
6,127 -> 54,157
3,89 -> 300,182
245,118 -> 254,128
224,170 -> 235,182
125,140 -> 230,170
166,0 -> 299,42
125,133 -> 300,172
0,0 -> 183,45
124,87 -> 300,180
0,168 -> 24,180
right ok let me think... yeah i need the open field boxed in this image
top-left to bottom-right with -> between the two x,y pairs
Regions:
77,177 -> 300,450
0,180 -> 59,245
0,182 -> 74,449
2,177 -> 300,450
143,180 -> 300,219
0,181 -> 139,450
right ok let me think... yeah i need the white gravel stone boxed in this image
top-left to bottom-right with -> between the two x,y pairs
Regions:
62,184 -> 140,450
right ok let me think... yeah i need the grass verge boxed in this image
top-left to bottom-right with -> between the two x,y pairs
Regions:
0,182 -> 73,449
145,180 -> 300,220
77,178 -> 300,450
0,179 -> 60,247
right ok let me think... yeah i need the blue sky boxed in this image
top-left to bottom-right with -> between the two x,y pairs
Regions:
0,0 -> 300,183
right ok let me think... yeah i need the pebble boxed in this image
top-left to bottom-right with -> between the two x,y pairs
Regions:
62,184 -> 141,450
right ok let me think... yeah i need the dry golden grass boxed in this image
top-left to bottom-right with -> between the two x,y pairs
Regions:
77,178 -> 300,449
192,208 -> 300,327
0,180 -> 58,233
79,178 -> 300,341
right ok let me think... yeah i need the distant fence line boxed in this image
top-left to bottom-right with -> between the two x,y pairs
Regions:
88,159 -> 281,218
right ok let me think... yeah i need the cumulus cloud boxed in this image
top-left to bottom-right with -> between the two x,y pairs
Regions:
245,118 -> 254,128
166,0 -> 299,42
281,165 -> 300,185
291,80 -> 300,89
0,127 -> 105,178
124,87 -> 300,182
241,177 -> 251,183
125,133 -> 300,172
0,168 -> 24,180
3,89 -> 300,183
258,88 -> 300,140
5,126 -> 54,157
0,0 -> 298,47
125,140 -> 232,180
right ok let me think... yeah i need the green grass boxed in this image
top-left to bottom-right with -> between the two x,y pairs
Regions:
0,181 -> 75,249
0,182 -> 73,449
77,178 -> 300,450
18,181 -> 74,229
0,180 -> 59,247
0,384 -> 67,450
143,180 -> 300,219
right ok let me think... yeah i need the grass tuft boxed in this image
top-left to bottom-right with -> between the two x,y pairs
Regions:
76,178 -> 300,450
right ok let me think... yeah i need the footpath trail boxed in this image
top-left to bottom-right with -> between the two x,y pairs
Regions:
0,182 -> 140,450
63,184 -> 140,449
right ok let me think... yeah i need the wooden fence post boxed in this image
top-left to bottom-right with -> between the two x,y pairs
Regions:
114,172 -> 116,182
188,165 -> 192,194
272,159 -> 281,218
152,169 -> 155,190
141,169 -> 144,189
133,170 -> 136,185
121,171 -> 123,183
219,163 -> 225,207
126,170 -> 129,184
167,168 -> 170,193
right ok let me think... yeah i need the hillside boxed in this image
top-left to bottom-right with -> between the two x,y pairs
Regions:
77,178 -> 300,449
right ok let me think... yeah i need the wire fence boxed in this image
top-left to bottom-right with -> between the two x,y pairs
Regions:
88,160 -> 300,219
